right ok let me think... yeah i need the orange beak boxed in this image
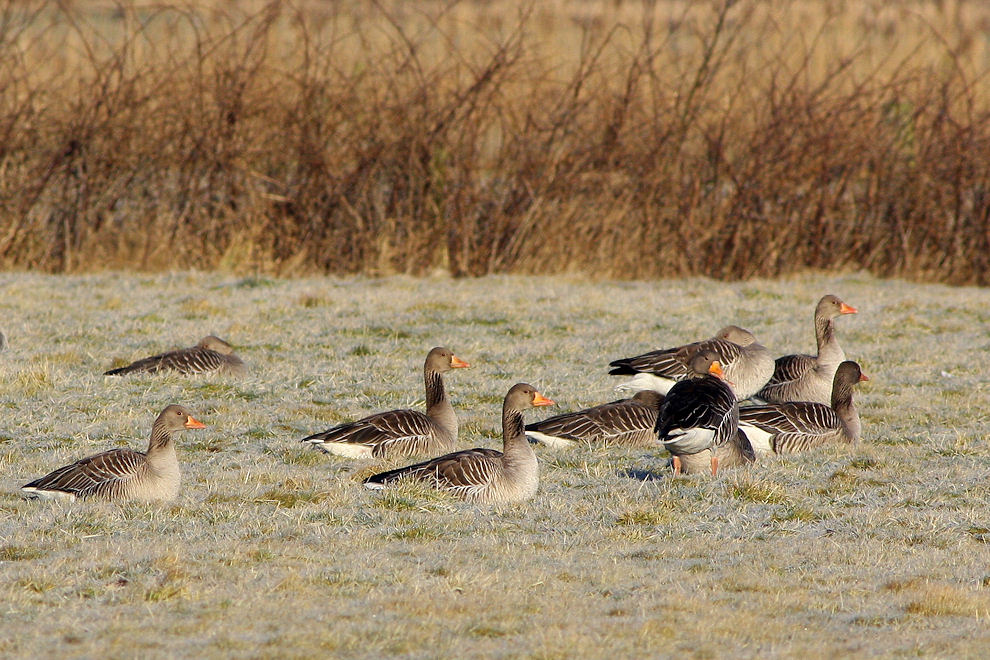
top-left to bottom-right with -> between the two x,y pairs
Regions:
450,355 -> 470,368
532,392 -> 555,407
184,416 -> 207,429
859,372 -> 870,382
839,303 -> 857,314
708,361 -> 724,378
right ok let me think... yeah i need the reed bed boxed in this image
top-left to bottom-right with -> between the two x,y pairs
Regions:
2,0 -> 990,282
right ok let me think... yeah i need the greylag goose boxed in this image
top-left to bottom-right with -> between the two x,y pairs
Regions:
740,361 -> 868,454
756,295 -> 857,404
104,336 -> 246,376
610,326 -> 773,400
364,383 -> 554,504
654,350 -> 750,475
672,428 -> 756,474
21,405 -> 205,502
525,390 -> 663,448
301,347 -> 469,458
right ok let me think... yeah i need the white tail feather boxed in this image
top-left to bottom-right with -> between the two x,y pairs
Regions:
615,373 -> 677,395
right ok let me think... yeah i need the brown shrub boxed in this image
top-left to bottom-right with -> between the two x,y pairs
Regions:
1,0 -> 989,282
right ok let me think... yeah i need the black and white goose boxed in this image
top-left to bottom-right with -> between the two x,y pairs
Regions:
364,383 -> 554,504
610,326 -> 773,400
104,335 -> 246,376
301,347 -> 469,459
21,405 -> 206,502
740,361 -> 868,454
525,391 -> 663,448
756,295 -> 857,404
654,350 -> 751,476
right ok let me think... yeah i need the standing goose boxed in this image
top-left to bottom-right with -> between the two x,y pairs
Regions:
654,350 -> 749,476
610,326 -> 773,400
104,335 -> 246,376
671,428 -> 756,475
756,295 -> 857,404
525,390 -> 663,448
301,347 -> 470,459
740,361 -> 868,454
21,405 -> 205,502
364,383 -> 554,504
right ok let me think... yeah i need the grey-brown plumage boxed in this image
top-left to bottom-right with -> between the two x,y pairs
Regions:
654,350 -> 748,476
21,405 -> 206,502
301,347 -> 469,459
103,336 -> 246,376
741,361 -> 868,454
525,390 -> 663,448
364,383 -> 554,504
756,295 -> 857,404
673,428 -> 756,475
610,326 -> 773,400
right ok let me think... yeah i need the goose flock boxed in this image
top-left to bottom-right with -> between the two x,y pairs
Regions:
17,294 -> 866,505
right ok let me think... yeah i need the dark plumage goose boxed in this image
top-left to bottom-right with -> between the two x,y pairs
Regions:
301,347 -> 469,458
0,330 -> 7,352
103,336 -> 246,376
525,391 -> 663,448
610,326 -> 773,400
21,405 -> 205,502
654,350 -> 748,476
740,361 -> 868,454
364,383 -> 554,504
756,295 -> 857,404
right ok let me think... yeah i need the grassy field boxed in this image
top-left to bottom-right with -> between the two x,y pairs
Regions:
0,271 -> 988,657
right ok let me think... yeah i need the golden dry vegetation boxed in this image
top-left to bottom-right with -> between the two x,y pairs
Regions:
2,0 -> 990,280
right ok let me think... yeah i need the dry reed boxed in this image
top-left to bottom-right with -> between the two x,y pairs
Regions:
1,0 -> 989,282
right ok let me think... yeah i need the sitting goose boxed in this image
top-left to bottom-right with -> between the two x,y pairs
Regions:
364,383 -> 554,504
104,335 -> 246,376
21,405 -> 205,502
301,347 -> 469,458
610,326 -> 773,400
654,350 -> 750,476
525,390 -> 664,448
740,361 -> 868,454
756,295 -> 857,404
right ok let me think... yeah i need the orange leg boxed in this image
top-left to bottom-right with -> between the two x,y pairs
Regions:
710,454 -> 719,476
672,455 -> 682,475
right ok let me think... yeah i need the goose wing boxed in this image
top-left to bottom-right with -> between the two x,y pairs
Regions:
301,409 -> 436,457
22,448 -> 144,499
365,448 -> 503,499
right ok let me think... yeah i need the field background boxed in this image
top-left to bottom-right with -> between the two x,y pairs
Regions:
2,0 -> 990,282
0,271 -> 988,657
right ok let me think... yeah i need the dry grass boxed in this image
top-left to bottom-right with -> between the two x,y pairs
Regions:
1,271 -> 989,657
2,1 -> 990,282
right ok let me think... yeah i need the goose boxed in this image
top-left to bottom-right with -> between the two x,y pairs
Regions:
21,405 -> 205,502
756,295 -> 857,404
610,326 -> 773,400
0,330 -> 7,352
301,347 -> 469,458
671,428 -> 756,475
654,350 -> 748,476
363,383 -> 554,504
525,390 -> 663,448
104,335 -> 246,376
740,361 -> 868,454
